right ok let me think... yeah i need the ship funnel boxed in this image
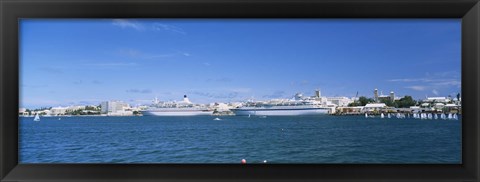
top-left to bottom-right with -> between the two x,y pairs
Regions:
295,93 -> 303,100
315,90 -> 321,98
183,95 -> 191,103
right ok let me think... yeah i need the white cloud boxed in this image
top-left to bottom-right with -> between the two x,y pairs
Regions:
405,86 -> 427,91
152,23 -> 186,34
432,89 -> 439,96
112,19 -> 145,31
389,71 -> 460,92
126,89 -> 152,94
112,20 -> 187,35
431,80 -> 461,87
388,78 -> 426,82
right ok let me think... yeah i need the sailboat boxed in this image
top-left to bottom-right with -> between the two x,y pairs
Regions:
33,113 -> 40,122
365,113 -> 368,118
380,113 -> 384,118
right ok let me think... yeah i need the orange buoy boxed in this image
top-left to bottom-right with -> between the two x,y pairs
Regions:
241,159 -> 246,164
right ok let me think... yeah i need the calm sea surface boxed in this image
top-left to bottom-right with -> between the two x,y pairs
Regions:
19,115 -> 461,164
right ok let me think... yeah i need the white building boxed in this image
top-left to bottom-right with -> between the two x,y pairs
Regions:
50,106 -> 68,115
326,97 -> 354,107
19,108 -> 29,116
66,106 -> 86,112
363,103 -> 387,112
101,101 -> 132,116
213,103 -> 231,112
38,109 -> 52,116
423,97 -> 451,103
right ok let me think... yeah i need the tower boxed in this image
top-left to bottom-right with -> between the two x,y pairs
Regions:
374,88 -> 379,102
390,91 -> 395,102
315,89 -> 321,98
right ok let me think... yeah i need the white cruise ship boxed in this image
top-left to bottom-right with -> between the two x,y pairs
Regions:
231,93 -> 334,116
142,95 -> 213,116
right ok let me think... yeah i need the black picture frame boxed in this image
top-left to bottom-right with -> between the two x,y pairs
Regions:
1,0 -> 479,181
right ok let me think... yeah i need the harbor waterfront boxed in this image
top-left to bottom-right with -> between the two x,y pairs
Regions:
19,89 -> 462,117
19,115 -> 461,163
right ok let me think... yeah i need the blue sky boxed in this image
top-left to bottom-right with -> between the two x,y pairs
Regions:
20,19 -> 461,108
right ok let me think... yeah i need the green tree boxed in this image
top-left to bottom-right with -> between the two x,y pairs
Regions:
394,96 -> 417,108
348,96 -> 379,106
379,97 -> 395,107
354,96 -> 374,106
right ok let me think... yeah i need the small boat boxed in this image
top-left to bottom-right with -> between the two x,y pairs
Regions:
33,114 -> 40,122
387,113 -> 391,118
213,118 -> 221,121
380,113 -> 384,118
434,114 -> 438,120
365,113 -> 368,118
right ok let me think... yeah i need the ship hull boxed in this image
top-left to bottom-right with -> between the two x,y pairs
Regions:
142,110 -> 213,116
231,108 -> 330,116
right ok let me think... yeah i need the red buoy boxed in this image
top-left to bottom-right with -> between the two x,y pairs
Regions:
241,159 -> 246,164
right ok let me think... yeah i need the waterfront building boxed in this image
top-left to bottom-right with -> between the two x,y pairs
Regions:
326,97 -> 354,107
37,109 -> 52,116
373,88 -> 399,102
433,103 -> 446,111
422,97 -> 451,103
377,92 -> 399,101
101,101 -> 133,116
66,106 -> 86,112
50,106 -> 68,115
213,103 -> 231,112
19,108 -> 29,116
336,106 -> 363,115
444,103 -> 461,113
363,103 -> 387,112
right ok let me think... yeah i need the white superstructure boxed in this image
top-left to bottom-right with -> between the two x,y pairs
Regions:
231,93 -> 334,116
142,95 -> 213,116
